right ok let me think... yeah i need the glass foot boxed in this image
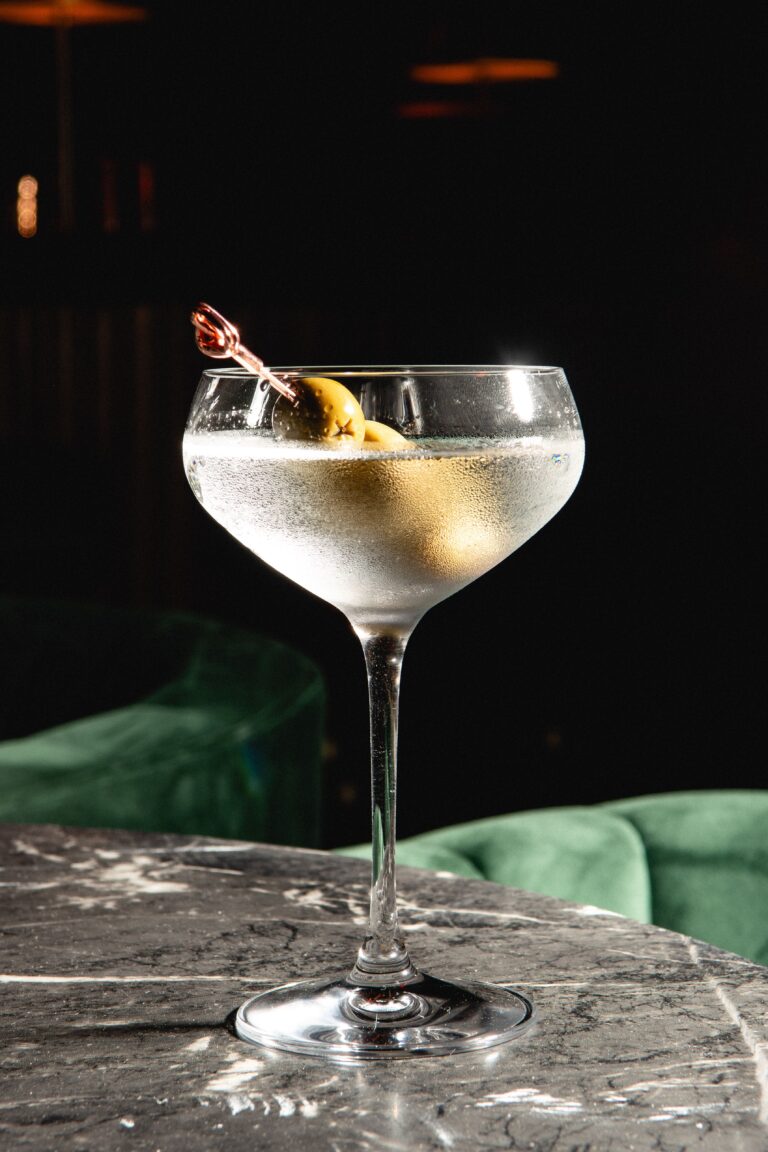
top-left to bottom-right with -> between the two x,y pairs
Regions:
235,971 -> 534,1059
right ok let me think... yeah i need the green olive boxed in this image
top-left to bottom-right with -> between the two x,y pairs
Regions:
363,420 -> 409,449
272,377 -> 365,443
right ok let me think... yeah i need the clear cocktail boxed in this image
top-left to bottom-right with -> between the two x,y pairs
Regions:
183,361 -> 584,1059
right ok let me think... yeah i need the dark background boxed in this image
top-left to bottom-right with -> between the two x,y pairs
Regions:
1,1 -> 765,846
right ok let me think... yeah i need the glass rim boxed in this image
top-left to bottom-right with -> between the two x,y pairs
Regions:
199,365 -> 565,379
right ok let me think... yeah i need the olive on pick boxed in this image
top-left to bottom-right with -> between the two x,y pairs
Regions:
272,377 -> 366,443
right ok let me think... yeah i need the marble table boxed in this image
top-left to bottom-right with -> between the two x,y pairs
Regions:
1,823 -> 767,1151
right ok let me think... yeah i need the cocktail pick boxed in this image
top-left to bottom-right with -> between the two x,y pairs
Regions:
190,302 -> 297,403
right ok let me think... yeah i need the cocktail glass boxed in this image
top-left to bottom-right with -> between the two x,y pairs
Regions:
183,364 -> 584,1059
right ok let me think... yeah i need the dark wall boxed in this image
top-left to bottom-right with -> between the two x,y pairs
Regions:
1,2 -> 765,846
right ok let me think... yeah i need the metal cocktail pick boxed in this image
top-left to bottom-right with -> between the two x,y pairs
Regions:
190,302 -> 297,403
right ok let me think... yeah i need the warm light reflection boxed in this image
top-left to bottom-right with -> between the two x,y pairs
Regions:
411,58 -> 559,85
0,1 -> 146,25
17,174 -> 38,238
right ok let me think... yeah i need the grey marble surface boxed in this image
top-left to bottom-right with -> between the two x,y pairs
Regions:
1,823 -> 767,1151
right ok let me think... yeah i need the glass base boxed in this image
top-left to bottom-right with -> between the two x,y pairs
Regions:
235,971 -> 534,1060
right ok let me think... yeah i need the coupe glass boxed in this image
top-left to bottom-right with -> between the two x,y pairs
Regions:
183,365 -> 584,1059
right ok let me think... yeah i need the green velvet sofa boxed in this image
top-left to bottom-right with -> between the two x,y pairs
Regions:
0,598 -> 325,846
339,791 -> 768,966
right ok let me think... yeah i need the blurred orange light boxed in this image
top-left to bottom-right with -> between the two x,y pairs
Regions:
398,101 -> 482,120
18,174 -> 38,198
410,58 -> 559,85
17,173 -> 38,237
0,1 -> 146,25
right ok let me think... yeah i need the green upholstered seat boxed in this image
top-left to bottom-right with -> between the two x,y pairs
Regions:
603,792 -> 768,967
0,598 -> 325,846
338,791 -> 768,966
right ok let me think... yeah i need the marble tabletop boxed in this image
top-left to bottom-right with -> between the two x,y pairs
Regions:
1,823 -> 767,1151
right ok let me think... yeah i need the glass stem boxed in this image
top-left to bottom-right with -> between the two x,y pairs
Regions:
349,625 -> 417,988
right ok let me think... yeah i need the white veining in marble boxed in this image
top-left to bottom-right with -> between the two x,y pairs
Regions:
638,1057 -> 752,1073
573,904 -> 625,917
0,880 -> 62,891
689,940 -> 768,1126
476,1088 -> 583,1114
622,1076 -> 739,1091
62,853 -> 191,908
283,884 -> 368,920
642,1103 -> 728,1121
397,899 -> 554,924
180,863 -> 244,876
11,838 -> 66,864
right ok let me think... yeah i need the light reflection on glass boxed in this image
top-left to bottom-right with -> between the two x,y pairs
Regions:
506,368 -> 535,422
